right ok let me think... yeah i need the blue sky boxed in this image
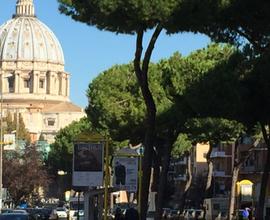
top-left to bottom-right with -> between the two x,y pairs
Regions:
0,0 -> 210,108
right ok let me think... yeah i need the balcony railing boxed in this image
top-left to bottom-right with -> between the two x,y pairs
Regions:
210,151 -> 230,158
174,174 -> 187,181
240,166 -> 264,173
171,158 -> 187,165
213,171 -> 229,177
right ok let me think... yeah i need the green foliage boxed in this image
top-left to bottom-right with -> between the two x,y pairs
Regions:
86,63 -> 171,143
168,1 -> 270,52
160,44 -> 246,146
58,0 -> 180,34
161,44 -> 247,122
17,113 -> 31,143
3,112 -> 31,144
240,51 -> 270,125
171,133 -> 192,158
184,117 -> 244,145
48,117 -> 92,173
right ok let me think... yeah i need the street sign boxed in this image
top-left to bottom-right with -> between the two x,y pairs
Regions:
3,134 -> 15,150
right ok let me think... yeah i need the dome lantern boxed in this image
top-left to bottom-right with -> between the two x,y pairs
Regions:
15,0 -> 35,17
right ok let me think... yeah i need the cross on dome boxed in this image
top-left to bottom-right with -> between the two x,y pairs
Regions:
15,0 -> 35,17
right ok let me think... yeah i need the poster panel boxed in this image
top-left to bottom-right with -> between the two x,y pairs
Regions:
113,157 -> 138,192
72,142 -> 104,187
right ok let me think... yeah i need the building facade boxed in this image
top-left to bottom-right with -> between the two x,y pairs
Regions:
0,0 -> 85,143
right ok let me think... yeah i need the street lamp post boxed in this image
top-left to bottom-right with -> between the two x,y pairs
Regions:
0,73 -> 3,211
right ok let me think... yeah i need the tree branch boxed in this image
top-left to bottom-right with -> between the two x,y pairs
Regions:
235,138 -> 260,168
134,28 -> 144,82
260,122 -> 270,147
235,28 -> 262,52
142,24 -> 163,75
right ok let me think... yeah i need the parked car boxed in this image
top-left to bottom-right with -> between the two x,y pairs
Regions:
167,209 -> 180,219
194,209 -> 204,219
0,213 -> 30,220
215,211 -> 227,220
51,208 -> 67,219
183,209 -> 195,219
27,208 -> 53,220
12,210 -> 28,214
72,210 -> 84,220
1,210 -> 13,214
181,209 -> 204,219
162,208 -> 171,218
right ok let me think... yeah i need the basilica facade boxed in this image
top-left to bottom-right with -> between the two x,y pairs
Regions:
0,0 -> 85,143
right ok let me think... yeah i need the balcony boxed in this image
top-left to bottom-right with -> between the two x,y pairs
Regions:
171,158 -> 187,166
175,158 -> 187,165
210,151 -> 231,158
240,166 -> 264,174
213,171 -> 230,177
174,174 -> 187,181
211,151 -> 225,158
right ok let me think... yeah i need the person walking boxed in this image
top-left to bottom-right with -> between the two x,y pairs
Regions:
114,207 -> 124,220
124,207 -> 139,220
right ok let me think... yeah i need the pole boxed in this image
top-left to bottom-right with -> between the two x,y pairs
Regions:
77,192 -> 80,220
0,80 -> 3,212
104,136 -> 109,220
138,152 -> 143,220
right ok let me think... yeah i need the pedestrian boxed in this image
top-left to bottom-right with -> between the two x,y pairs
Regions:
114,207 -> 123,220
124,207 -> 139,220
243,208 -> 250,219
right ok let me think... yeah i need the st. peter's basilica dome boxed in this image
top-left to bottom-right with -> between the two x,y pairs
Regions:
0,5 -> 64,64
0,0 -> 69,102
0,0 -> 85,143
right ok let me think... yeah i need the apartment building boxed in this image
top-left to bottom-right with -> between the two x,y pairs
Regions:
170,137 -> 270,219
237,136 -> 270,218
211,142 -> 234,197
170,143 -> 209,207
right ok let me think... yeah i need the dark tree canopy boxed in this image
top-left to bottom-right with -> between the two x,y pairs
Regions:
48,117 -> 92,174
86,63 -> 171,143
3,145 -> 49,206
58,0 -> 180,33
168,0 -> 270,53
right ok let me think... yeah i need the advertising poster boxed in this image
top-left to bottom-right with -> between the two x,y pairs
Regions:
72,142 -> 104,187
113,157 -> 138,192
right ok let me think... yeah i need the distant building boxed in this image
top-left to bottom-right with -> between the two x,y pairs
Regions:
0,0 -> 85,143
171,137 -> 270,219
211,142 -> 234,197
170,143 -> 209,208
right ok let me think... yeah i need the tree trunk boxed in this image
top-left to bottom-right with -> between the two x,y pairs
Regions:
140,118 -> 155,220
151,147 -> 160,192
256,148 -> 270,220
256,124 -> 270,220
179,152 -> 193,213
155,136 -> 174,220
202,143 -> 214,220
228,167 -> 240,220
205,143 -> 214,198
133,25 -> 162,220
227,138 -> 259,220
